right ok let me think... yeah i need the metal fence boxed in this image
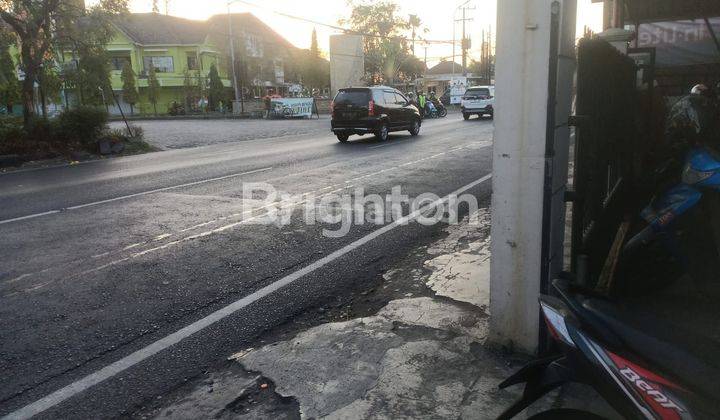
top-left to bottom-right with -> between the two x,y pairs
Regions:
570,38 -> 641,288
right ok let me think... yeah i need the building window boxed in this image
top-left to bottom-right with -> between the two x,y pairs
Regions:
110,56 -> 131,71
143,56 -> 174,73
187,55 -> 198,71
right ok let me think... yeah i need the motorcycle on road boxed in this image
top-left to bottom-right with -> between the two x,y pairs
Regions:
425,100 -> 448,119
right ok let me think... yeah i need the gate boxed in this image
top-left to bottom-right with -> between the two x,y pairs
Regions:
570,38 -> 642,288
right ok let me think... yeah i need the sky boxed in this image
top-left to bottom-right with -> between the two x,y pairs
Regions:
123,0 -> 604,68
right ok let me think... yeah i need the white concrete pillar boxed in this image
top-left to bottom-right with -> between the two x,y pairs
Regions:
490,0 -> 577,354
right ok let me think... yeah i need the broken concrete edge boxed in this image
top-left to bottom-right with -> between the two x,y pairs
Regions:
232,297 -> 499,419
140,210 -> 611,419
221,210 -> 514,419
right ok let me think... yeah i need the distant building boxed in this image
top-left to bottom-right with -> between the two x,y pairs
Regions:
419,60 -> 492,104
421,61 -> 470,96
2,11 -> 326,115
97,13 -> 224,115
93,12 -> 302,114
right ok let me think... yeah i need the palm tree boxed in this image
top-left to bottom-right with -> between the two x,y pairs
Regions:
408,14 -> 422,55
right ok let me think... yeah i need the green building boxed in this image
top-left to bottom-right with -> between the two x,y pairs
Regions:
2,12 -> 304,116
101,12 -> 301,115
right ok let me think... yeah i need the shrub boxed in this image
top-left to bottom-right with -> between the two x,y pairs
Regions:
56,106 -> 108,147
0,117 -> 23,142
106,124 -> 144,142
0,117 -> 24,154
127,124 -> 144,140
26,117 -> 57,142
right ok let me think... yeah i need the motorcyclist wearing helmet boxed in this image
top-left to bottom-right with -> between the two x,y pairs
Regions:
407,92 -> 418,108
665,83 -> 719,156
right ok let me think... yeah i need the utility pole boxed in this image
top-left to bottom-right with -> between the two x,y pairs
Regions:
227,1 -> 243,114
459,4 -> 474,76
454,1 -> 474,76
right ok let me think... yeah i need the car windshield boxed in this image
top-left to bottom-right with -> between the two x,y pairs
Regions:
465,88 -> 490,97
334,90 -> 369,105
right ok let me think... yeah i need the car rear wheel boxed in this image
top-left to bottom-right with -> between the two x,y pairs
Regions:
409,119 -> 421,136
376,123 -> 389,141
463,113 -> 470,120
336,133 -> 349,143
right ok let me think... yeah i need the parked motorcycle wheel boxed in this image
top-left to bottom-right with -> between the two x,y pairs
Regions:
438,108 -> 447,117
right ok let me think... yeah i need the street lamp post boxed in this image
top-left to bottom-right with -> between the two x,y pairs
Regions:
227,1 -> 244,114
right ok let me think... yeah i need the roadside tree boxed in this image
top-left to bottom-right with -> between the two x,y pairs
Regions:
182,70 -> 196,112
121,61 -> 139,115
0,28 -> 19,114
0,0 -> 128,128
341,1 -> 426,85
207,64 -> 224,111
146,65 -> 160,115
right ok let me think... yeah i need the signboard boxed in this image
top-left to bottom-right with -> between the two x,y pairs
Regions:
448,77 -> 468,105
637,18 -> 720,67
270,97 -> 315,118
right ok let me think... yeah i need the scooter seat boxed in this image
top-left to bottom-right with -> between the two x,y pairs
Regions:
580,297 -> 720,399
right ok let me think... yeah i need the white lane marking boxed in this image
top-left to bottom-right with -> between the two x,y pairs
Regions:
368,142 -> 405,149
0,167 -> 273,226
0,210 -> 62,226
2,173 -> 492,420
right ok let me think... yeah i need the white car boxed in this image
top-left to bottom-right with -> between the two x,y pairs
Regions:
461,86 -> 494,120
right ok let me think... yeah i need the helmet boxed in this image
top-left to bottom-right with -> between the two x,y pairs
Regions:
690,84 -> 710,96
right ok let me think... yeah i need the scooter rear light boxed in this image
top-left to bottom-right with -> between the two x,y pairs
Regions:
368,100 -> 375,116
540,301 -> 575,347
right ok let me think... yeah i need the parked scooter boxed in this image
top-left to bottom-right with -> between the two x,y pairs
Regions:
624,147 -> 720,257
497,277 -> 720,419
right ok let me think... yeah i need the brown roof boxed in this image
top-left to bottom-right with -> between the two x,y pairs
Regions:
111,12 -> 297,51
206,13 -> 296,51
426,61 -> 465,75
114,13 -> 209,45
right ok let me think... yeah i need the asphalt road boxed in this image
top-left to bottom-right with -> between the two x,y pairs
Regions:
0,115 -> 494,419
